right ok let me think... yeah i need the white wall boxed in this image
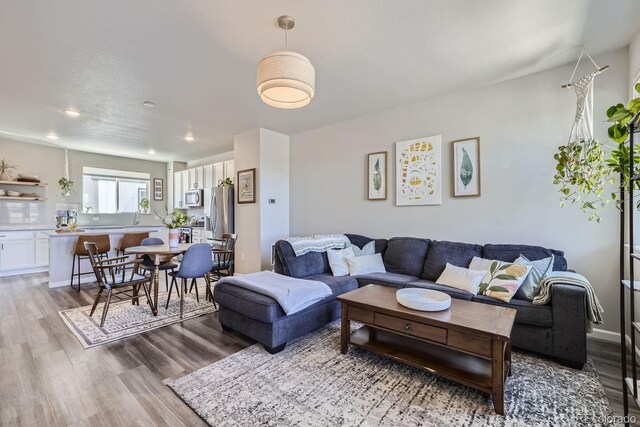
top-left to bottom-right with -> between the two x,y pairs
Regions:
290,48 -> 629,334
259,129 -> 290,269
631,28 -> 640,91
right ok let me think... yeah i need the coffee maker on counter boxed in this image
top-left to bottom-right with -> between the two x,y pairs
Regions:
55,209 -> 78,228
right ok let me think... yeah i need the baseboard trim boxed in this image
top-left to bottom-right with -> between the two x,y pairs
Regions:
590,328 -> 621,343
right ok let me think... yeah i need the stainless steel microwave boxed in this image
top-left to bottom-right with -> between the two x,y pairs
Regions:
184,189 -> 203,207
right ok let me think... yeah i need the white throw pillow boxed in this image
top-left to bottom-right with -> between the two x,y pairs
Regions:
347,253 -> 386,276
350,241 -> 375,257
327,247 -> 356,276
435,263 -> 486,294
469,256 -> 493,272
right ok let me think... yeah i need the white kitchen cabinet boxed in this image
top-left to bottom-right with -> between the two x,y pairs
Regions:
214,162 -> 224,185
174,171 -> 183,209
224,160 -> 235,182
35,238 -> 49,266
191,227 -> 204,244
203,164 -> 214,188
0,238 -> 34,271
181,170 -> 190,198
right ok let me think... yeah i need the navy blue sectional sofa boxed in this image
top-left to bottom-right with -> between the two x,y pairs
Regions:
215,234 -> 587,368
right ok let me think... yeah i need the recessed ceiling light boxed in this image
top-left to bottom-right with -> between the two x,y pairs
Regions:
64,109 -> 80,117
46,133 -> 59,140
184,134 -> 195,142
143,101 -> 155,108
147,149 -> 156,155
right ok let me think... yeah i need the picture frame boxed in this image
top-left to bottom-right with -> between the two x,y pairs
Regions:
452,137 -> 481,197
153,178 -> 163,201
367,151 -> 387,200
237,168 -> 256,204
395,135 -> 442,206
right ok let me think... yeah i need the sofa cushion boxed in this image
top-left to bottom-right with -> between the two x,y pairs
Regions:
274,240 -> 330,278
405,279 -> 475,301
483,244 -> 567,271
383,237 -> 430,277
215,274 -> 356,323
422,240 -> 483,281
345,234 -> 388,256
472,294 -> 552,327
354,272 -> 419,289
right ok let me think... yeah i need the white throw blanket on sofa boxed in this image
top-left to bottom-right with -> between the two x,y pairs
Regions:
533,271 -> 604,325
217,271 -> 332,315
285,234 -> 351,256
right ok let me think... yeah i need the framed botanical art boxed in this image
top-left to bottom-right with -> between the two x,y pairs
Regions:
395,135 -> 442,206
452,137 -> 481,197
237,168 -> 256,204
153,178 -> 163,201
367,151 -> 387,200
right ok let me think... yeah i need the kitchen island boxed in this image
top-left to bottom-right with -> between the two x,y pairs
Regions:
43,226 -> 168,288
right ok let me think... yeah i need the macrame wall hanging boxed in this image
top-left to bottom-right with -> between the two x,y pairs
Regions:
553,51 -> 611,222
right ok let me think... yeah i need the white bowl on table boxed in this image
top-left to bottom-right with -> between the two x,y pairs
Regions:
396,288 -> 451,312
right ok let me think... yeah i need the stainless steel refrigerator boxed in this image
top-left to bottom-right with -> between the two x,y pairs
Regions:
203,186 -> 234,241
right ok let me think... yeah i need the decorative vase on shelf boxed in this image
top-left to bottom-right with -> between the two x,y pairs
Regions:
169,228 -> 180,248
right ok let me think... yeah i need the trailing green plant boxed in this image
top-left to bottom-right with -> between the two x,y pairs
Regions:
139,198 -> 150,212
218,177 -> 233,186
58,177 -> 74,196
0,158 -> 17,180
553,138 -> 613,222
606,82 -> 640,209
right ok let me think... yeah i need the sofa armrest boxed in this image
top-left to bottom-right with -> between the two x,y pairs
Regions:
551,283 -> 587,368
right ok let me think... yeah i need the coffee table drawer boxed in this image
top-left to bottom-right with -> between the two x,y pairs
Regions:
349,306 -> 374,323
374,313 -> 447,344
448,330 -> 491,357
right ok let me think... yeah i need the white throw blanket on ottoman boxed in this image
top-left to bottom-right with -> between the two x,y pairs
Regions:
218,271 -> 332,315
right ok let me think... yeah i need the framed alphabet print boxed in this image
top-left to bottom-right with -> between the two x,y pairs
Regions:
452,137 -> 481,197
237,168 -> 256,204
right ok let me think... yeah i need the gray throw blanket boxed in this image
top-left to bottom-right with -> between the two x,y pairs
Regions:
285,234 -> 350,256
533,271 -> 604,325
217,271 -> 332,315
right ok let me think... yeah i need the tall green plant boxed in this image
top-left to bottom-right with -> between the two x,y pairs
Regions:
607,82 -> 640,208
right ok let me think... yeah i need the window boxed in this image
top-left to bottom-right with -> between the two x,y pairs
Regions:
83,167 -> 150,213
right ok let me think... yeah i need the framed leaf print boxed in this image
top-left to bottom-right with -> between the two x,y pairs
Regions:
367,151 -> 387,200
453,137 -> 480,197
395,135 -> 442,206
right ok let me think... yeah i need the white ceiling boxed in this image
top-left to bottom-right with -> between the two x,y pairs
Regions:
0,0 -> 639,162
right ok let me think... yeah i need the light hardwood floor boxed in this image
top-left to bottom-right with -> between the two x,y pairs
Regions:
0,272 -> 638,425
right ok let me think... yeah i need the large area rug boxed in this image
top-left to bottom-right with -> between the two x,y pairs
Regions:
59,284 -> 217,348
169,322 -> 613,426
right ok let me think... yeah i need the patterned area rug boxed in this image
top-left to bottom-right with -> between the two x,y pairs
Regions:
169,322 -> 613,426
59,284 -> 217,348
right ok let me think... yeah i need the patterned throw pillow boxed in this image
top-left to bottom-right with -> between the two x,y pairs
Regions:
470,257 -> 531,303
350,241 -> 375,257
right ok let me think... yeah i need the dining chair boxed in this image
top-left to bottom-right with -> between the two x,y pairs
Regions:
70,234 -> 110,292
84,241 -> 153,327
166,243 -> 213,318
204,233 -> 238,306
136,237 -> 178,292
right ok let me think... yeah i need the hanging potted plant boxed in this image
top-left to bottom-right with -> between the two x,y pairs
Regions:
0,158 -> 17,181
139,198 -> 150,214
59,177 -> 74,197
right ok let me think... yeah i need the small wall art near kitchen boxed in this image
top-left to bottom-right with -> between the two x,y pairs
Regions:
367,151 -> 387,200
395,135 -> 442,206
452,137 -> 481,197
153,178 -> 163,200
237,168 -> 256,204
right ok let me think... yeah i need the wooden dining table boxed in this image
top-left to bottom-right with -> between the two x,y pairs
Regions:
125,243 -> 196,315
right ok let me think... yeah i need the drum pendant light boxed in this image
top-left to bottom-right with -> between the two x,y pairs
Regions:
257,16 -> 315,109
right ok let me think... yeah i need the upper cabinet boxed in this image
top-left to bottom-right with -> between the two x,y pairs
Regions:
213,163 -> 224,185
224,160 -> 235,182
173,160 -> 235,209
174,171 -> 183,209
188,167 -> 204,190
203,164 -> 215,188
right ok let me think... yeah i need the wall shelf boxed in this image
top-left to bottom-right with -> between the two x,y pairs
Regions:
0,196 -> 47,201
0,180 -> 47,187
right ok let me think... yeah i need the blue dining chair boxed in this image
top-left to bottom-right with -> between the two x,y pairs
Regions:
137,237 -> 178,292
166,243 -> 213,318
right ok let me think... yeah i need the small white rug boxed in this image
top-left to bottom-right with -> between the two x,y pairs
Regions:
169,322 -> 613,426
59,284 -> 217,348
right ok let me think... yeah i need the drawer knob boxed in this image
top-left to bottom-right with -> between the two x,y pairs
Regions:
404,323 -> 411,331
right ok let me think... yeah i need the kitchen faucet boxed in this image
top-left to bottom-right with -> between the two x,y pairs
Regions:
134,211 -> 141,225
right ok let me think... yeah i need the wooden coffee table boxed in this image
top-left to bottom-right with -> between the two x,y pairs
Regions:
337,284 -> 516,415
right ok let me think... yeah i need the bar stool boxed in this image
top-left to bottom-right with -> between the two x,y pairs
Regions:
137,237 -> 178,291
115,232 -> 149,257
70,234 -> 111,292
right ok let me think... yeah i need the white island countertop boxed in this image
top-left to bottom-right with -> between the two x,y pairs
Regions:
42,225 -> 165,238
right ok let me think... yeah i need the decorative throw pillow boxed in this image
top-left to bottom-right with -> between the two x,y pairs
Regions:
347,253 -> 386,276
514,255 -> 554,301
327,247 -> 356,277
470,257 -> 531,303
435,263 -> 486,294
351,241 -> 375,257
